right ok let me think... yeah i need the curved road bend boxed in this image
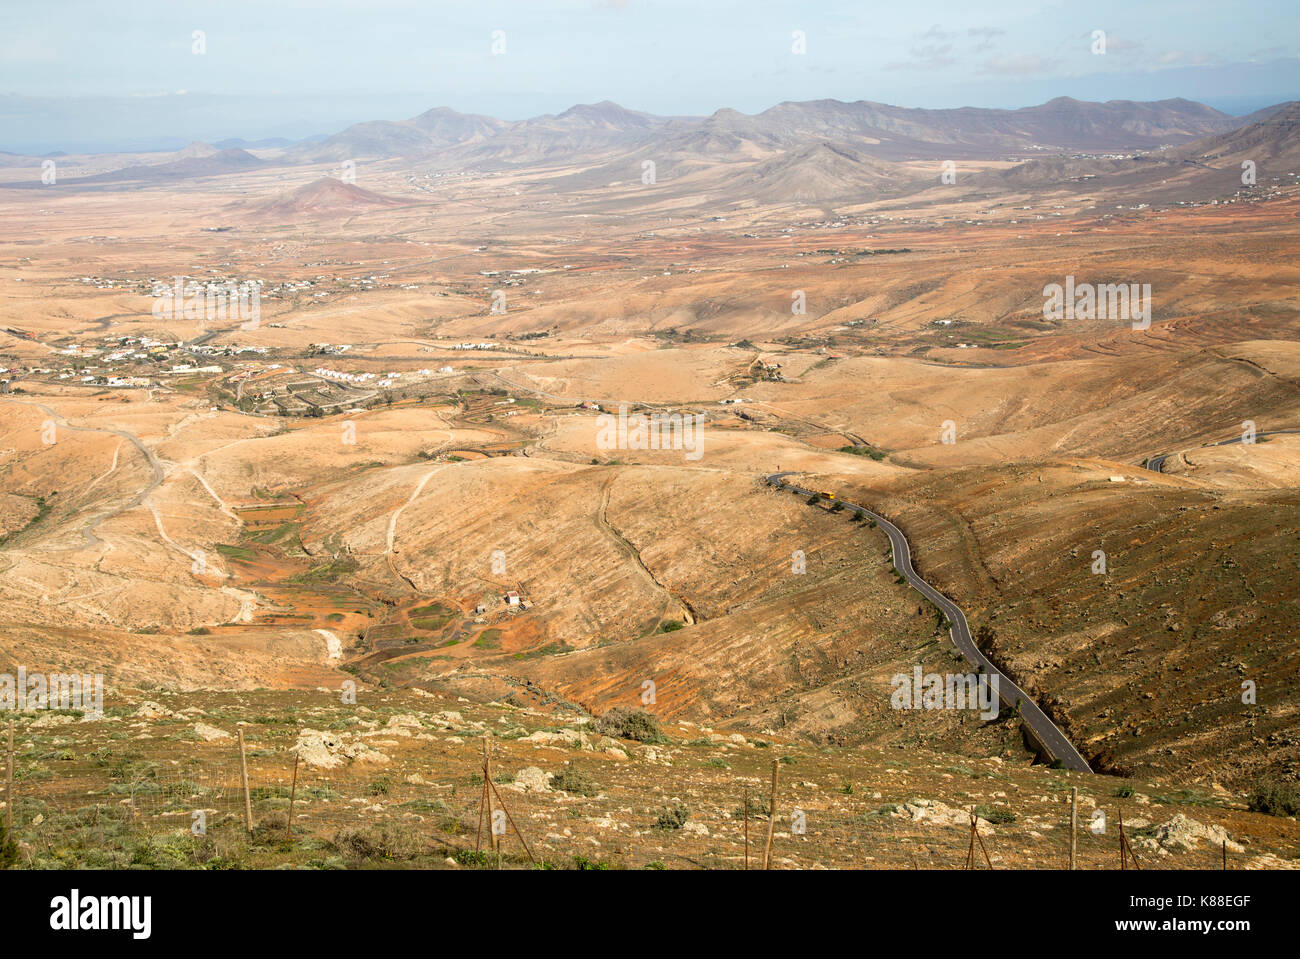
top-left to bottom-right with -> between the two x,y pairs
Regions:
766,472 -> 1091,774
1145,429 -> 1300,473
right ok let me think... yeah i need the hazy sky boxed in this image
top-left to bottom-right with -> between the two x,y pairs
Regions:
1,0 -> 1296,153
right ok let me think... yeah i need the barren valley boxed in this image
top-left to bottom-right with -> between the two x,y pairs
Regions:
2,93 -> 1299,870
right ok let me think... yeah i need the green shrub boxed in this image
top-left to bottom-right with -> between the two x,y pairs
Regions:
734,795 -> 770,818
332,825 -> 420,862
839,445 -> 885,460
550,767 -> 599,797
252,812 -> 290,845
0,820 -> 18,868
974,805 -> 1017,825
1248,781 -> 1300,817
593,708 -> 666,744
455,848 -> 493,867
653,805 -> 690,830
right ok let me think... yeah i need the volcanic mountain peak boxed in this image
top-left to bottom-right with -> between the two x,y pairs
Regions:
208,147 -> 261,164
556,100 -> 650,127
738,140 -> 901,203
406,105 -> 506,137
704,107 -> 753,127
172,140 -> 219,159
290,176 -> 400,203
248,177 -> 407,220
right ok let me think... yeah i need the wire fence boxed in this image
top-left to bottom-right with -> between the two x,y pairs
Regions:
0,713 -> 1261,870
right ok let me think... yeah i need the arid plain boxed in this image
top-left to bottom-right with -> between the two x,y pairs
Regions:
2,97 -> 1299,867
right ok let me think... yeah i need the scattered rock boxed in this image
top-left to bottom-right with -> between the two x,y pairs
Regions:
192,722 -> 230,742
639,745 -> 672,766
133,701 -> 178,720
294,728 -> 391,769
1135,814 -> 1243,854
31,713 -> 75,729
522,728 -> 591,750
385,714 -> 423,729
891,798 -> 990,831
508,767 -> 552,793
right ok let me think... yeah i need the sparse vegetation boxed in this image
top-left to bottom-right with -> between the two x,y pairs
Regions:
975,805 -> 1017,825
550,767 -> 599,796
653,805 -> 689,830
593,708 -> 666,744
0,819 -> 18,868
839,445 -> 886,460
332,825 -> 420,862
1248,781 -> 1300,818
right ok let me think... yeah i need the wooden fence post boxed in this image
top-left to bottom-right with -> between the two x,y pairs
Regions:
743,785 -> 750,870
965,809 -> 993,869
285,752 -> 300,842
483,735 -> 498,863
485,777 -> 537,866
1119,807 -> 1126,870
1118,807 -> 1141,870
762,759 -> 779,870
5,719 -> 12,837
237,728 -> 253,835
470,735 -> 535,867
1069,786 -> 1077,870
475,777 -> 486,853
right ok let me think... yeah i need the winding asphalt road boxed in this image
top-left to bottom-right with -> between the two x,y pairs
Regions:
1145,429 -> 1300,472
766,472 -> 1091,773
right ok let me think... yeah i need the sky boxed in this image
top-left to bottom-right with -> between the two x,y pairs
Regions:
1,0 -> 1297,153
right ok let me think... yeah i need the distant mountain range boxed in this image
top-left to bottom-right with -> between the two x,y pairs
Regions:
969,100 -> 1300,202
0,147 -> 266,189
291,106 -> 508,163
292,96 -> 1281,167
3,96 -> 1295,207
